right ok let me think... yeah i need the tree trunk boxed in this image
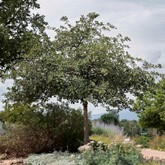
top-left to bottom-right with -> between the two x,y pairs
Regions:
83,101 -> 89,144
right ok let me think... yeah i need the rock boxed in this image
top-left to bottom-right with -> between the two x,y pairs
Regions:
0,158 -> 24,165
136,144 -> 143,148
0,153 -> 7,160
12,159 -> 24,164
69,154 -> 75,161
78,146 -> 85,153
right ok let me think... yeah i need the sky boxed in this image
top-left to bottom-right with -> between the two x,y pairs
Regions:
37,0 -> 165,66
0,0 -> 165,115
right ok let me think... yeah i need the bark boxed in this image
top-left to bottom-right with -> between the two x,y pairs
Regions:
83,101 -> 89,144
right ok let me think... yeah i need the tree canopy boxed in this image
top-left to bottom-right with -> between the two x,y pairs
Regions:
4,13 -> 161,143
133,78 -> 165,131
0,0 -> 47,71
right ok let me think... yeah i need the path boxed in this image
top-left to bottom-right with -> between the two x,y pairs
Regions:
141,148 -> 165,160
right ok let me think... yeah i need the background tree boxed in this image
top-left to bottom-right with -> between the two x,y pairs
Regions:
119,119 -> 141,137
4,13 -> 161,144
0,0 -> 47,71
100,107 -> 119,125
133,78 -> 165,132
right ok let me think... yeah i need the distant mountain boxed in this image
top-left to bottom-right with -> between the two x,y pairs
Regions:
91,109 -> 138,121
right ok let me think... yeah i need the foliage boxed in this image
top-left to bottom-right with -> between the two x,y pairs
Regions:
6,12 -> 161,107
79,143 -> 143,165
25,151 -> 81,165
91,126 -> 107,135
0,0 -> 48,70
134,135 -> 151,148
120,119 -> 141,137
148,135 -> 165,151
91,120 -> 124,145
100,107 -> 119,125
92,120 -> 124,138
25,150 -> 165,165
0,103 -> 85,156
0,103 -> 37,123
0,124 -> 48,157
4,12 -> 161,143
133,78 -> 165,131
138,161 -> 165,165
90,135 -> 111,145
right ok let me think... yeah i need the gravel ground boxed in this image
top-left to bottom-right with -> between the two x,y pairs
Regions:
141,149 -> 165,160
0,158 -> 24,165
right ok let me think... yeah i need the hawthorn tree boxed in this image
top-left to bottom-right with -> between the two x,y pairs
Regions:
133,78 -> 165,132
4,13 -> 161,144
0,0 -> 47,71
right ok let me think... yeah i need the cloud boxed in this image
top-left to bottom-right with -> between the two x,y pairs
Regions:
0,79 -> 13,110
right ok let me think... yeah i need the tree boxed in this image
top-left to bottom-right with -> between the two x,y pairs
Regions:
100,108 -> 119,125
133,78 -> 165,132
4,13 -> 161,144
0,0 -> 47,71
119,119 -> 141,137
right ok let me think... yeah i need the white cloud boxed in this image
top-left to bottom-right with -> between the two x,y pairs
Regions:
0,79 -> 13,111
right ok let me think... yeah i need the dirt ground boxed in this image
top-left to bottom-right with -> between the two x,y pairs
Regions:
141,148 -> 165,160
0,158 -> 24,165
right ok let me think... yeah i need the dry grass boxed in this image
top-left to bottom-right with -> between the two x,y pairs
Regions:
91,120 -> 125,143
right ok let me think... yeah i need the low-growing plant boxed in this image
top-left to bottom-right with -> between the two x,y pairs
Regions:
79,142 -> 143,165
138,162 -> 163,165
134,135 -> 151,148
92,120 -> 125,142
25,151 -> 81,165
91,126 -> 107,135
119,119 -> 141,137
139,158 -> 165,165
90,135 -> 111,145
148,135 -> 165,151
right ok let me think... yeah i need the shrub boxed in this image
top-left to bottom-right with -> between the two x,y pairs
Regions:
91,126 -> 106,135
134,135 -> 151,148
79,142 -> 143,165
0,103 -> 85,156
92,121 -> 124,137
91,120 -> 125,144
119,119 -> 141,137
148,135 -> 165,151
139,159 -> 165,165
0,124 -> 49,157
